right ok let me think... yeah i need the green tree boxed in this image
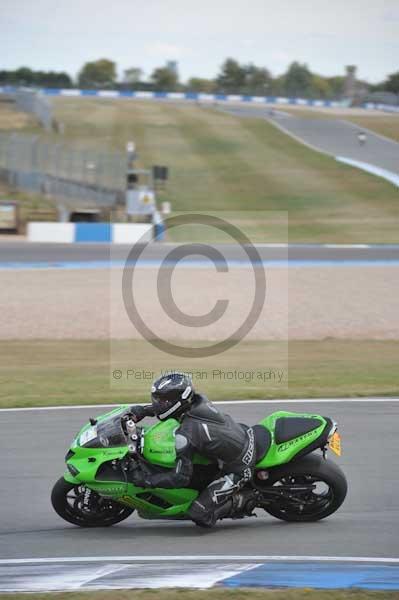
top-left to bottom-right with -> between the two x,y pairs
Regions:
187,77 -> 216,93
123,67 -> 143,86
311,75 -> 332,99
78,59 -> 117,88
283,62 -> 313,97
0,68 -> 72,88
385,71 -> 399,94
243,64 -> 272,95
327,76 -> 345,98
270,75 -> 285,96
216,58 -> 247,93
151,66 -> 179,91
14,67 -> 35,85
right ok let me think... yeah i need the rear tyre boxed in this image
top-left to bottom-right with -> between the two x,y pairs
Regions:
257,454 -> 347,522
51,477 -> 134,527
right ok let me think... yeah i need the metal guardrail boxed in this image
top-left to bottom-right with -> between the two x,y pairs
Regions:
0,85 -> 349,108
0,133 -> 125,209
2,85 -> 397,112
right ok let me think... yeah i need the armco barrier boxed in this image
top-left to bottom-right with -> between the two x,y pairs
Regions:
363,102 -> 399,113
0,86 -> 345,108
3,86 -> 397,111
27,222 -> 153,243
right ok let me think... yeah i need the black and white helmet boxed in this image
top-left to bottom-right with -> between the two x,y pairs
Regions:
151,372 -> 194,421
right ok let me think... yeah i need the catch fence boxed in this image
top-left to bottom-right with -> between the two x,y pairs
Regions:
13,89 -> 53,131
0,132 -> 126,210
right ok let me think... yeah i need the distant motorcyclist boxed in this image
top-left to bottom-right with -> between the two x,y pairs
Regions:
126,372 -> 266,527
357,131 -> 367,146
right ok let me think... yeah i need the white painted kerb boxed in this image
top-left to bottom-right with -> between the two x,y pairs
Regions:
27,222 -> 75,243
112,223 -> 153,244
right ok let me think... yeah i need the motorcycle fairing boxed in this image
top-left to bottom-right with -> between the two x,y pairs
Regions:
64,408 -> 329,518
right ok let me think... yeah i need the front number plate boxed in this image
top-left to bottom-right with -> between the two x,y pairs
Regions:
329,431 -> 342,456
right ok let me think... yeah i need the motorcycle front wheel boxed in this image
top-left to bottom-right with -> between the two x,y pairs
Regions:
51,477 -> 134,527
256,453 -> 348,522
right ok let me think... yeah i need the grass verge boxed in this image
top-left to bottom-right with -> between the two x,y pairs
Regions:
0,340 -> 398,408
39,99 -> 399,243
341,115 -> 399,143
0,589 -> 397,600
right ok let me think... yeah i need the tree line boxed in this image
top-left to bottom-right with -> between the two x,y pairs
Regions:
1,59 -> 398,99
0,67 -> 72,88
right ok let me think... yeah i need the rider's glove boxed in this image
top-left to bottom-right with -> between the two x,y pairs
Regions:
128,405 -> 148,423
130,465 -> 152,488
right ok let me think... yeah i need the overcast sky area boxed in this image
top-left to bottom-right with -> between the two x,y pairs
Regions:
1,0 -> 398,83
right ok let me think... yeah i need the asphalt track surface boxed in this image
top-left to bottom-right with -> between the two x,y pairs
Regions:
220,105 -> 399,174
1,400 -> 398,560
2,240 -> 399,264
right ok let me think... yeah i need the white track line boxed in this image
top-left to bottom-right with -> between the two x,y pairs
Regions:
0,398 -> 398,412
1,555 -> 398,564
0,397 -> 398,413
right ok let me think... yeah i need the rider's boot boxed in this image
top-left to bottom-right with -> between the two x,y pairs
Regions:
191,498 -> 233,528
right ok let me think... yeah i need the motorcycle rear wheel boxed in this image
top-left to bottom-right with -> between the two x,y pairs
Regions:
257,453 -> 347,522
51,477 -> 134,527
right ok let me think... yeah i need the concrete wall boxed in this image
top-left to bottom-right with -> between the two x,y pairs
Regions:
27,222 -> 153,243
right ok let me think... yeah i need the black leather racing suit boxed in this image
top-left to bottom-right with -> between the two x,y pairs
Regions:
129,394 -> 257,525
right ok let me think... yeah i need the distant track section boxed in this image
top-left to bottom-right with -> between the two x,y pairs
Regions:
221,104 -> 399,178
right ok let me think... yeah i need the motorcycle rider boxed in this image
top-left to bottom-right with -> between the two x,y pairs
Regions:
126,371 -> 267,527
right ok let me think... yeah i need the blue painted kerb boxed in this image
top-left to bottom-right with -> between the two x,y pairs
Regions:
75,223 -> 112,243
221,562 -> 399,590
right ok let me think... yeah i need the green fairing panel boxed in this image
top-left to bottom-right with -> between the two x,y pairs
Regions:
142,419 -> 179,467
113,484 -> 198,517
65,411 -> 200,518
65,405 -> 131,485
256,410 -> 328,468
142,419 -> 211,467
65,445 -> 128,484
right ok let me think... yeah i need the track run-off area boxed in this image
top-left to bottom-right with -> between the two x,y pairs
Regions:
0,398 -> 398,590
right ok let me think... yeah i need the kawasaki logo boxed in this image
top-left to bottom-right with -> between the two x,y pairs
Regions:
277,430 -> 315,453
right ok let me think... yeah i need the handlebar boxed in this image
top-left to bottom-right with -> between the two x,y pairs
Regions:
121,415 -> 139,455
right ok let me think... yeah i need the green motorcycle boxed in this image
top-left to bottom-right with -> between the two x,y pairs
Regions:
51,405 -> 347,527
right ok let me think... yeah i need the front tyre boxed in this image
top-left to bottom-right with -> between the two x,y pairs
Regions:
51,478 -> 134,527
257,454 -> 347,522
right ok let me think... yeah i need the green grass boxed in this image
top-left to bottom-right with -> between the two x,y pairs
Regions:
47,98 -> 399,243
2,97 -> 399,241
0,97 -> 40,132
0,589 -> 397,600
0,340 -> 398,408
342,115 -> 399,143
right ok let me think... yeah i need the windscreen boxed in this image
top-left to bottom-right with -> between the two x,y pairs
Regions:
80,413 -> 128,448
